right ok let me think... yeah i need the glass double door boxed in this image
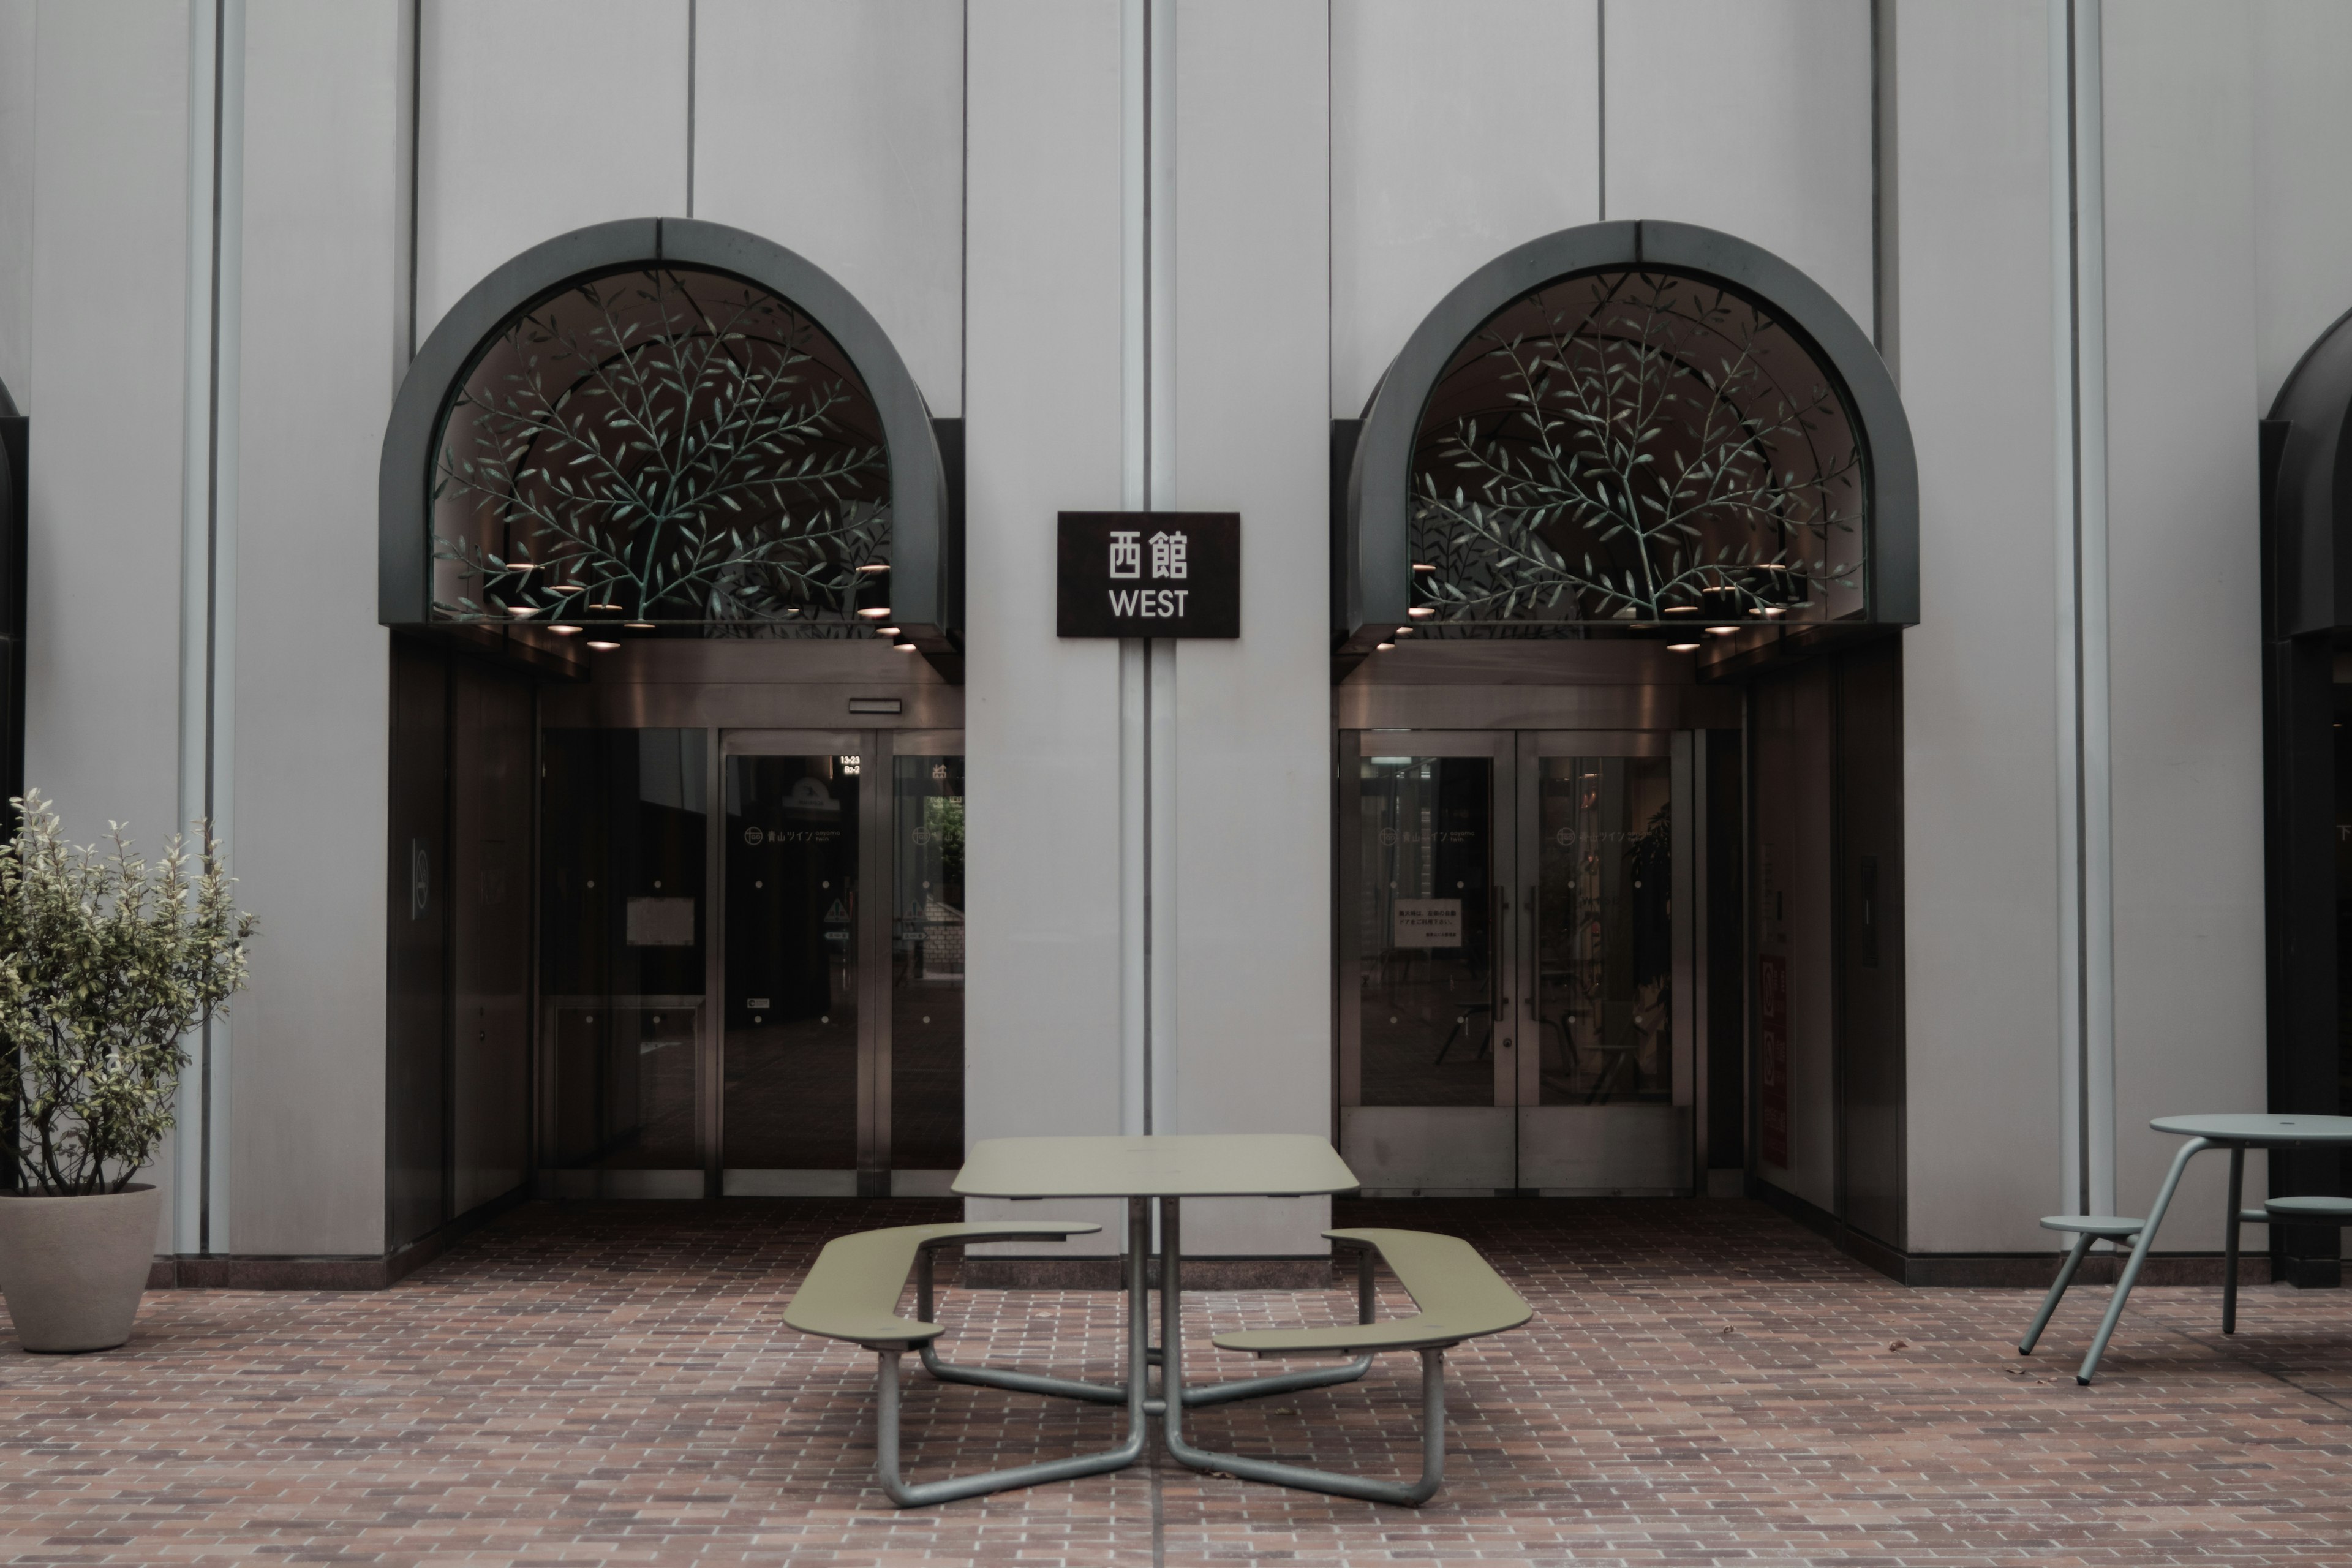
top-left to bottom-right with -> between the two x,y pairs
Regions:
1338,730 -> 1695,1194
541,727 -> 963,1197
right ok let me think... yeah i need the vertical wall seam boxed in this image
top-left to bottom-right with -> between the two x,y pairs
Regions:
1119,0 -> 1148,1137
2052,0 -> 2114,1221
1144,0 -> 1178,1136
178,0 -> 243,1256
403,0 -> 420,364
959,0 -> 968,420
685,0 -> 696,219
1596,1 -> 1607,222
2072,0 -> 2115,1224
1871,0 -> 1898,382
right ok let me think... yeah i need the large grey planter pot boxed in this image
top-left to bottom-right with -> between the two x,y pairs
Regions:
0,1183 -> 162,1352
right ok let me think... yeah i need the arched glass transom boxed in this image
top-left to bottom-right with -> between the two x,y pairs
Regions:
431,265 -> 892,634
1409,268 -> 1866,633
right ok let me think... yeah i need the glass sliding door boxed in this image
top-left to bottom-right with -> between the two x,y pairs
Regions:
721,741 -> 865,1187
540,728 -> 710,1196
1338,733 -> 1516,1191
889,739 -> 965,1190
1337,729 -> 1697,1196
1513,733 -> 1694,1192
540,725 -> 967,1197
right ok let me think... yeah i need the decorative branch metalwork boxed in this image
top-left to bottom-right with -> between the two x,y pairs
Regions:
1411,271 -> 1864,628
431,268 -> 889,629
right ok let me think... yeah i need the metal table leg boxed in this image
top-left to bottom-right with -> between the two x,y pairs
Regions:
2223,1145 -> 2244,1335
916,1197 -> 1370,1410
2076,1136 -> 2212,1386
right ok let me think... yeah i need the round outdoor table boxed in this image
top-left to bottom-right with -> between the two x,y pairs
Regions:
2076,1113 -> 2352,1384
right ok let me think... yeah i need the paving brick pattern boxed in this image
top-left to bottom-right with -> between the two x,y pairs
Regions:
4,1197 -> 2352,1566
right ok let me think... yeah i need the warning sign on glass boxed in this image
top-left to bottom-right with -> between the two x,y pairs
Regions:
1057,511 -> 1240,638
1392,898 -> 1463,949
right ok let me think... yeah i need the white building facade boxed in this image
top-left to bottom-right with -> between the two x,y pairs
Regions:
0,0 -> 2346,1287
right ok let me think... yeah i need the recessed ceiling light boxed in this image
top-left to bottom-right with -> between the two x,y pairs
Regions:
550,624 -> 582,635
550,582 -> 586,594
588,601 -> 624,611
1406,607 -> 1435,619
1375,642 -> 1396,651
1667,641 -> 1702,652
1707,625 -> 1739,635
858,563 -> 890,574
1393,626 -> 1414,636
625,621 -> 655,630
506,606 -> 541,619
586,640 -> 619,651
1411,563 -> 1437,573
507,560 -> 538,571
857,606 -> 893,619
1763,605 -> 1787,617
1664,605 -> 1697,613
876,627 -> 901,637
894,641 -> 919,652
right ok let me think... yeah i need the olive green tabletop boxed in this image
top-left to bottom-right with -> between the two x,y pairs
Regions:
952,1134 -> 1360,1199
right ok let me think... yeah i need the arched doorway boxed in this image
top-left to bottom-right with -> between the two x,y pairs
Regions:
1333,222 -> 1918,1253
377,219 -> 964,1240
2259,303 -> 2352,1286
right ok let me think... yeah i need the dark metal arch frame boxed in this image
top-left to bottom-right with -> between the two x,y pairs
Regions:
2258,303 -> 2352,1284
1338,219 -> 1917,660
379,217 -> 955,650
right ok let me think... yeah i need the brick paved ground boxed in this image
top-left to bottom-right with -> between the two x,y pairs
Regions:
4,1197 -> 2352,1566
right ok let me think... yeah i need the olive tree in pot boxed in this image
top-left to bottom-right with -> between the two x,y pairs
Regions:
0,791 -> 254,1351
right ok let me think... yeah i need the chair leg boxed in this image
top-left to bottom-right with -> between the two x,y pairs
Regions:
2019,1232 -> 2097,1355
2223,1147 -> 2244,1336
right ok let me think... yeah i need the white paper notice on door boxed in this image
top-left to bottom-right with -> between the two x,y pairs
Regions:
1392,897 -> 1463,948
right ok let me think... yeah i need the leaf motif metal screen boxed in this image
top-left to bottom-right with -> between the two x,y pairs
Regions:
1410,270 -> 1865,635
431,266 -> 892,635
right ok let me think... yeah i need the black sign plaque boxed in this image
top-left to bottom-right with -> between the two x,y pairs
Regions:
1056,511 -> 1240,638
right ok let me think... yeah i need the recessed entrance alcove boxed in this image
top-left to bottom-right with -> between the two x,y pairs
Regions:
377,219 -> 964,1250
1332,221 -> 1919,1270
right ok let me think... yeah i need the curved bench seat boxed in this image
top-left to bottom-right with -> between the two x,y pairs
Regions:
1182,1227 -> 1532,1507
1213,1229 -> 1531,1358
783,1221 -> 1101,1351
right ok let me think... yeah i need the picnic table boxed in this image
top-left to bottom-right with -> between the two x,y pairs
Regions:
783,1131 -> 1528,1506
2075,1113 -> 2352,1384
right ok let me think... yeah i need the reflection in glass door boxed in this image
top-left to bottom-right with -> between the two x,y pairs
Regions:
1513,736 -> 1693,1193
540,728 -> 709,1195
889,746 -> 965,1182
541,726 -> 965,1197
722,747 -> 863,1178
1339,736 -> 1516,1191
1338,730 -> 1695,1195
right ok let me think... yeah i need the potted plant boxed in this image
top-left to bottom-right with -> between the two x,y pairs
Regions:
0,791 -> 255,1351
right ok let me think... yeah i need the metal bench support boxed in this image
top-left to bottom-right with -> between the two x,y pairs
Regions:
871,1201 -> 1150,1507
1157,1200 -> 1451,1507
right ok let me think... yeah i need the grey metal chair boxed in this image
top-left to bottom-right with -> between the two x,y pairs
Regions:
2227,1195 -> 2352,1334
2018,1215 -> 2146,1355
